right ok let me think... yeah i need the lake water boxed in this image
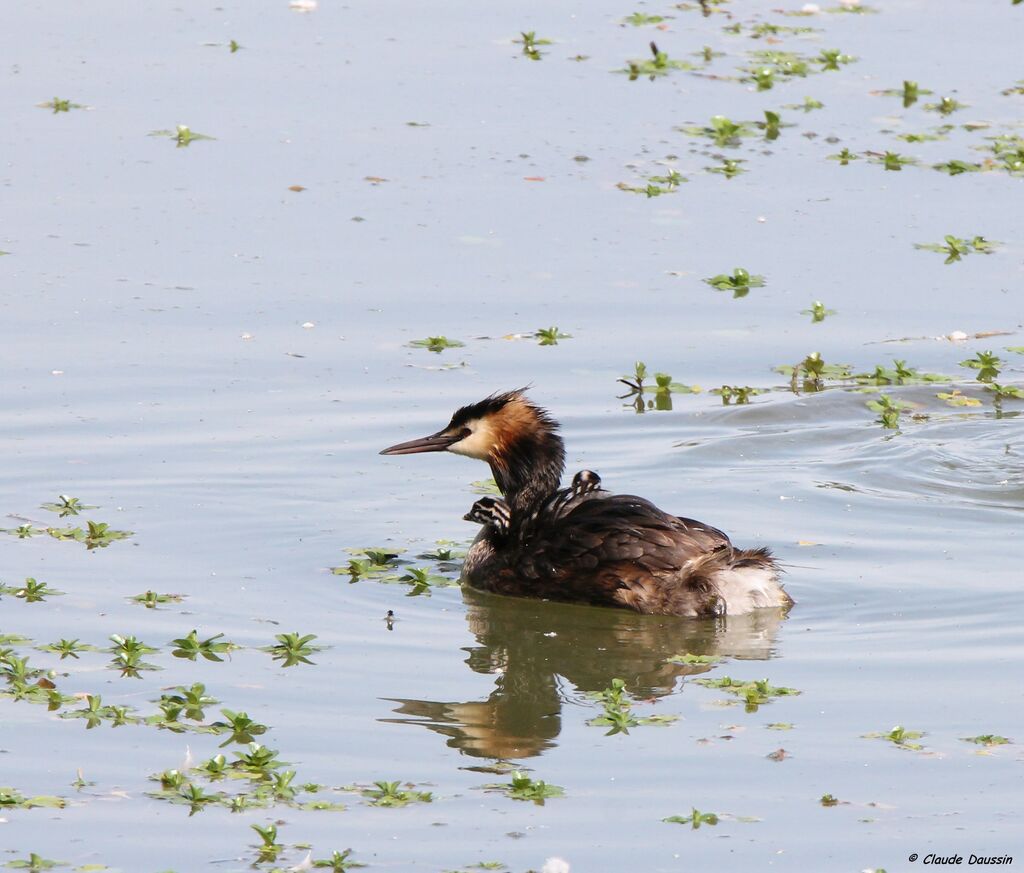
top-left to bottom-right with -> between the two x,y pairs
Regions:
2,0 -> 1022,871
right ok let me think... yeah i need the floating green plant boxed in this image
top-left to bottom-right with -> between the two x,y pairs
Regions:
936,389 -> 982,408
708,157 -> 746,178
618,168 -> 686,196
397,567 -> 456,595
39,495 -> 94,517
210,709 -> 269,746
784,96 -> 824,112
515,30 -> 552,61
703,268 -> 765,298
498,771 -> 564,804
866,394 -> 914,429
775,353 -> 853,389
869,150 -> 915,171
251,823 -> 284,863
621,41 -> 697,80
745,49 -> 812,80
766,722 -> 794,730
408,336 -> 465,353
618,363 -> 700,413
694,676 -> 801,712
853,360 -> 949,386
748,22 -> 818,38
667,653 -> 721,665
38,97 -> 83,113
0,788 -> 66,810
802,301 -> 836,322
962,734 -> 1011,746
130,590 -> 185,609
534,326 -> 572,345
262,632 -> 322,667
987,383 -> 1024,399
38,639 -> 95,659
679,115 -> 754,147
155,683 -> 218,722
171,630 -> 238,662
4,853 -> 64,870
622,11 -> 668,25
818,48 -> 855,70
587,677 -> 678,734
664,807 -> 719,828
959,350 -> 1003,382
350,780 -> 433,807
8,578 -> 63,603
149,125 -> 215,147
863,724 -> 925,750
915,235 -> 994,263
932,159 -> 982,175
827,147 -> 859,165
820,793 -> 841,806
313,849 -> 365,871
924,96 -> 966,115
710,385 -> 766,405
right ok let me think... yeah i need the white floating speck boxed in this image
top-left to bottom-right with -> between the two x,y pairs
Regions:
240,332 -> 254,340
290,851 -> 313,872
302,321 -> 315,329
289,0 -> 317,11
542,859 -> 571,873
946,330 -> 968,342
757,215 -> 767,223
543,631 -> 557,637
51,370 -> 64,376
801,2 -> 821,11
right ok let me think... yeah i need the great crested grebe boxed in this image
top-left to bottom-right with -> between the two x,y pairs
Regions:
380,389 -> 791,617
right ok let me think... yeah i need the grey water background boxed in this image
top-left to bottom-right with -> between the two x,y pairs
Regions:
2,0 -> 1022,870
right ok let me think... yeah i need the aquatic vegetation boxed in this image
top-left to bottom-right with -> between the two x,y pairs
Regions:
313,849 -> 366,870
987,383 -> 1024,399
936,389 -> 982,408
924,96 -> 966,115
745,49 -> 812,80
0,788 -> 66,809
351,780 -> 433,807
514,31 -> 551,61
707,157 -> 746,178
915,235 -> 994,264
710,386 -> 766,405
38,639 -> 95,659
827,147 -> 859,165
748,22 -> 818,38
622,11 -> 669,25
149,125 -> 215,147
621,42 -> 697,80
802,300 -> 836,322
693,676 -> 801,712
932,159 -> 982,175
210,709 -> 269,746
757,110 -> 786,141
4,853 -> 63,871
775,353 -> 853,391
408,336 -> 465,352
863,724 -> 926,750
497,771 -> 564,804
820,793 -> 840,806
171,629 -> 238,662
985,133 -> 1024,174
262,632 -> 322,667
587,678 -> 678,734
679,115 -> 754,147
663,807 -> 719,828
853,360 -> 949,386
251,823 -> 285,863
155,683 -> 218,722
865,394 -> 914,429
749,66 -> 776,91
667,653 -> 721,666
817,48 -> 855,70
229,39 -> 241,53
38,97 -> 83,113
39,495 -> 94,517
784,96 -> 824,112
766,722 -> 795,730
534,326 -> 571,345
7,578 -> 63,603
618,363 -> 699,412
868,150 -> 915,171
703,268 -> 765,298
396,567 -> 456,594
962,734 -> 1011,746
130,590 -> 185,608
959,351 -> 1003,383
618,168 -> 686,196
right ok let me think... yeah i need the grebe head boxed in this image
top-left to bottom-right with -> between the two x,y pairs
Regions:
380,389 -> 566,512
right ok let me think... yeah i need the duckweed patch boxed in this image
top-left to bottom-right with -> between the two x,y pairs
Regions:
408,336 -> 465,353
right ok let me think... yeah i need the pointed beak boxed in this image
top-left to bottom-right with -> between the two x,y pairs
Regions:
379,430 -> 460,456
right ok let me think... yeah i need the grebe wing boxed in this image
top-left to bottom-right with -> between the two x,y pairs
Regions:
520,494 -> 730,578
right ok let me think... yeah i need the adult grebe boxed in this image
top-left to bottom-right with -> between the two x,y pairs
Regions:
380,389 -> 791,616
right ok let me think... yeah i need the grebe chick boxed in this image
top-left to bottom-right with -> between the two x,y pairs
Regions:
381,389 -> 792,617
464,496 -> 511,534
464,470 -> 601,536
